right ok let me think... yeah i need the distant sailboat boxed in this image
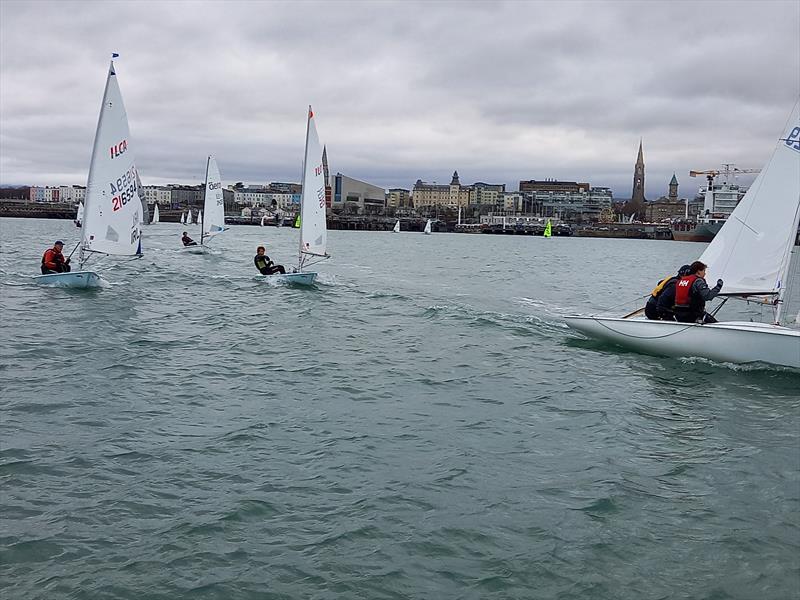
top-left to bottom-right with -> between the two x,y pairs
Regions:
197,209 -> 203,226
293,213 -> 301,228
34,56 -> 143,288
263,106 -> 329,285
74,201 -> 84,228
393,220 -> 400,233
260,214 -> 267,227
543,219 -> 552,238
151,203 -> 160,224
200,155 -> 227,246
186,209 -> 193,225
565,99 -> 800,368
423,219 -> 432,235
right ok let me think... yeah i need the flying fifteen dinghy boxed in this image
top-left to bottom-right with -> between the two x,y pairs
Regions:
34,57 -> 143,289
565,101 -> 800,368
263,105 -> 329,285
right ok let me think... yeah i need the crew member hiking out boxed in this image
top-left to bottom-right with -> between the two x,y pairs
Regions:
647,264 -> 691,321
673,260 -> 723,324
41,240 -> 71,274
254,245 -> 286,275
182,232 -> 197,247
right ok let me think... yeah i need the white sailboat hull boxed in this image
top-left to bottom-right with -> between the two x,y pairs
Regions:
565,316 -> 800,368
261,272 -> 317,286
181,245 -> 210,255
33,271 -> 103,288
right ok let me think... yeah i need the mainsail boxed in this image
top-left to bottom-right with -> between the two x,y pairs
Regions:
701,101 -> 800,296
152,204 -> 160,224
298,106 -> 327,263
202,155 -> 225,243
81,60 -> 143,259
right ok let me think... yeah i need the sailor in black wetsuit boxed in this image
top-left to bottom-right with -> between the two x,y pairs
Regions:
254,245 -> 286,275
182,232 -> 197,246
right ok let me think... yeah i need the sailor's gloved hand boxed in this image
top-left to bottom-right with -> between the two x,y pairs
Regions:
65,258 -> 71,264
716,279 -> 723,288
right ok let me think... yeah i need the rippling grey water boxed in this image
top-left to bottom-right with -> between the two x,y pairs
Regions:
1,217 -> 799,599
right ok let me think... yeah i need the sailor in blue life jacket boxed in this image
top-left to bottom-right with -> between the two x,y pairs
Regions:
254,245 -> 286,275
645,264 -> 691,320
673,260 -> 723,324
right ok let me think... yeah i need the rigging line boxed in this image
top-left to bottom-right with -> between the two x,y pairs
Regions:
592,318 -> 697,339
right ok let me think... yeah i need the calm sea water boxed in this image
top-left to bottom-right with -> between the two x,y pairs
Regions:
1,217 -> 799,600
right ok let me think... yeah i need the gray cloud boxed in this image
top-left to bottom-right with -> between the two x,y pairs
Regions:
1,0 -> 797,199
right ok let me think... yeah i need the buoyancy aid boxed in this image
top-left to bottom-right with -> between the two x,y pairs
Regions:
650,275 -> 673,298
254,254 -> 271,271
674,275 -> 698,308
42,248 -> 63,270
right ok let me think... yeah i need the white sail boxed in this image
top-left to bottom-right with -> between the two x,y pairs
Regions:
81,60 -> 142,258
298,106 -> 327,262
202,155 -> 225,243
393,220 -> 400,233
701,100 -> 800,296
197,209 -> 203,227
187,209 -> 193,225
152,204 -> 159,224
423,219 -> 432,234
76,202 -> 84,222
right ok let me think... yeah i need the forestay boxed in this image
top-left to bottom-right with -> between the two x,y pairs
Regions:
299,106 -> 327,262
202,155 -> 225,242
81,60 -> 143,258
701,101 -> 800,296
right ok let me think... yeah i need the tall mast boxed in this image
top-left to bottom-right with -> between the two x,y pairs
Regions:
200,155 -> 210,246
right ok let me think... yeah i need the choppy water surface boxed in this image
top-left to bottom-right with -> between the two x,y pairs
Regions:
1,217 -> 799,599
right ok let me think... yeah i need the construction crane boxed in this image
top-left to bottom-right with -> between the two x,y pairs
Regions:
689,164 -> 760,190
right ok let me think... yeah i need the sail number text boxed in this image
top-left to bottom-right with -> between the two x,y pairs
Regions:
317,186 -> 325,209
786,127 -> 800,152
110,166 -> 138,212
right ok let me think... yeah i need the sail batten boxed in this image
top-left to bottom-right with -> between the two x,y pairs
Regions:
700,100 -> 800,296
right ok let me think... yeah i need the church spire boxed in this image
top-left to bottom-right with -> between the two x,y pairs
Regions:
631,139 -> 646,204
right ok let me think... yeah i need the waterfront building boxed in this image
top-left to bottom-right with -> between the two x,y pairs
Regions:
500,192 -> 524,212
519,179 -> 589,194
331,173 -> 386,215
536,187 -> 614,222
412,171 -> 491,209
387,188 -> 411,209
644,199 -> 689,222
169,184 -> 204,207
470,182 -> 506,207
265,182 -> 302,195
143,186 -> 171,206
29,186 -> 53,202
58,185 -> 86,203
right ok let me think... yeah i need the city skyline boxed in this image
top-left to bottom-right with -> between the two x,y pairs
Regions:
1,1 -> 797,197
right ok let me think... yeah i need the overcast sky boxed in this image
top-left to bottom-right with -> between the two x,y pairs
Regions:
1,0 -> 798,199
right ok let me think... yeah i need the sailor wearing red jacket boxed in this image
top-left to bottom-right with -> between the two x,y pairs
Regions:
40,241 -> 71,274
673,260 -> 723,324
